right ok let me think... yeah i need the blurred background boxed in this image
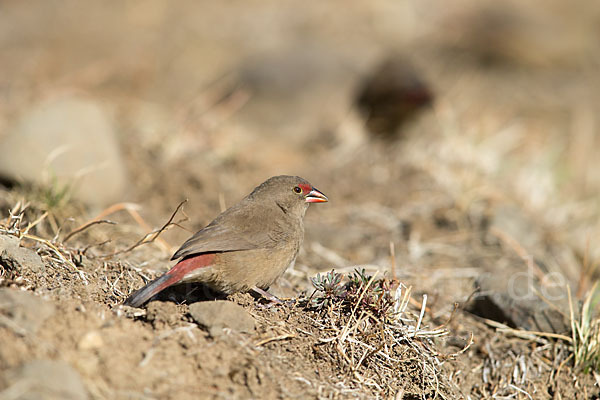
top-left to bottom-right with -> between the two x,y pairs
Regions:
0,0 -> 599,293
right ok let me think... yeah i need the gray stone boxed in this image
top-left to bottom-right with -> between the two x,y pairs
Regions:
3,359 -> 88,400
0,235 -> 45,274
236,44 -> 355,142
0,94 -> 127,207
467,271 -> 569,334
189,300 -> 255,336
0,288 -> 55,335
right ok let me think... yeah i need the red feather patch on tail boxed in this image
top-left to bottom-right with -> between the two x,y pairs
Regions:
124,253 -> 215,307
162,253 -> 216,287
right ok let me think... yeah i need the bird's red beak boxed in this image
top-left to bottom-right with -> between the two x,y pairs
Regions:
305,188 -> 328,203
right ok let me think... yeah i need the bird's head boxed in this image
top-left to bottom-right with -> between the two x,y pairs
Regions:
250,175 -> 328,217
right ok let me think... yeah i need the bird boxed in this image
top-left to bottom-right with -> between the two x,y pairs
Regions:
124,175 -> 328,307
356,55 -> 432,139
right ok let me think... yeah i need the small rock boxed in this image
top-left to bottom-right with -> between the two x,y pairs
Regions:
0,235 -> 45,275
77,331 -> 103,350
5,359 -> 88,400
189,300 -> 255,336
466,271 -> 569,334
0,94 -> 128,207
0,288 -> 55,335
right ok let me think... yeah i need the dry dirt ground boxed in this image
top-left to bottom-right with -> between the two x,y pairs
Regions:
1,1 -> 600,399
1,159 -> 598,400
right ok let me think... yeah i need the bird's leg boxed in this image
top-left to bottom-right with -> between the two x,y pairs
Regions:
251,286 -> 283,305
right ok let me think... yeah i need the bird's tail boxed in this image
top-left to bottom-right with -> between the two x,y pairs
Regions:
123,253 -> 215,308
123,273 -> 180,308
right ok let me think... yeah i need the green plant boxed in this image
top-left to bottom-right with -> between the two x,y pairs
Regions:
38,173 -> 72,209
310,269 -> 345,310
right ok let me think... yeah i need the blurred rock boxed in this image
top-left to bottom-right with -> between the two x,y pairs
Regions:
0,95 -> 127,208
189,300 -> 255,337
444,5 -> 531,67
0,235 -> 45,276
466,271 -> 569,334
4,359 -> 88,400
236,44 -> 355,142
438,2 -> 594,69
488,205 -> 580,288
356,56 -> 433,139
0,288 -> 55,335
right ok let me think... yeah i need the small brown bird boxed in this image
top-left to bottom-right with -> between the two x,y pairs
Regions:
124,175 -> 327,307
356,56 -> 433,138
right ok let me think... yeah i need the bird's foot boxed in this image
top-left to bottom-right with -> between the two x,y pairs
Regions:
251,287 -> 286,308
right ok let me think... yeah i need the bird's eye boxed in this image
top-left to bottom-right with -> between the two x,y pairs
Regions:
293,186 -> 302,194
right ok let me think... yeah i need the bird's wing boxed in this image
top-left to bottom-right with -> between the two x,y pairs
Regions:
171,225 -> 265,260
170,203 -> 283,260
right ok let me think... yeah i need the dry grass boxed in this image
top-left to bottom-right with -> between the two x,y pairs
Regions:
302,269 -> 470,398
0,201 -> 89,284
569,282 -> 600,374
